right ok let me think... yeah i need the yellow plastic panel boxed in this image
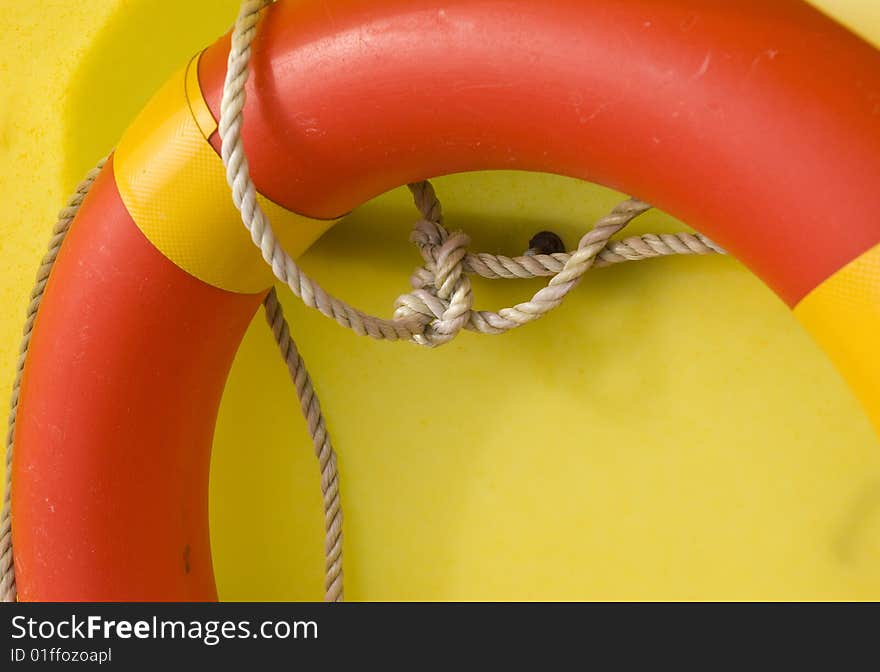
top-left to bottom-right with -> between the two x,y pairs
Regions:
795,244 -> 880,434
1,0 -> 880,601
114,54 -> 337,294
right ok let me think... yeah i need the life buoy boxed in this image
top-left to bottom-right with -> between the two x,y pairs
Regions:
8,0 -> 880,600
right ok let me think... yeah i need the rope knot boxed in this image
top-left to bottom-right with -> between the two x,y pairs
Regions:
394,215 -> 473,347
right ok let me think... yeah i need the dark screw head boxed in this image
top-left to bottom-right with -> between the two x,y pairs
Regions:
528,231 -> 566,255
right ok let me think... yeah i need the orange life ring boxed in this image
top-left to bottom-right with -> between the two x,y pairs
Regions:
10,0 -> 880,600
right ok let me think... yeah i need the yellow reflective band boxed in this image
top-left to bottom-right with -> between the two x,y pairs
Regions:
114,53 -> 339,294
794,243 -> 880,433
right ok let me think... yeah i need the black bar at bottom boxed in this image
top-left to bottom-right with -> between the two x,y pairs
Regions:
1,602 -> 876,668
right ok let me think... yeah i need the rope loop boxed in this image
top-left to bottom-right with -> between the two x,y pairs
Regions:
219,2 -> 724,351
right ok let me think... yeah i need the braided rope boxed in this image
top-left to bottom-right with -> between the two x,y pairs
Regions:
219,1 -> 422,342
397,184 -> 656,345
263,289 -> 343,602
435,231 -> 723,279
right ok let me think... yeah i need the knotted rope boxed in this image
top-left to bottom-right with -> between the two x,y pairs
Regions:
220,0 -> 722,349
0,0 -> 724,603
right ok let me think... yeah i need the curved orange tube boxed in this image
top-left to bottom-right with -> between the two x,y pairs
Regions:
12,0 -> 880,600
198,0 -> 880,306
12,160 -> 262,600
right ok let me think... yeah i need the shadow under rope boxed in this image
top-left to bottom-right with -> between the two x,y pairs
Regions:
57,0 -> 880,600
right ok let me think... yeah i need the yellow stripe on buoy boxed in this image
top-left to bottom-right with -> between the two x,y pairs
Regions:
113,52 -> 339,294
794,242 -> 880,432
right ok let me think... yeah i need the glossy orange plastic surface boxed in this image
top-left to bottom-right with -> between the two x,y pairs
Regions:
12,159 -> 263,600
199,0 -> 880,306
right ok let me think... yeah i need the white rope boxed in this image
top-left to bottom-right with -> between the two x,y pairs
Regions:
218,0 -> 723,349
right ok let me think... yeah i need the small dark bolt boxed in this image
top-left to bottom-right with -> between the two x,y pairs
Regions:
527,231 -> 566,255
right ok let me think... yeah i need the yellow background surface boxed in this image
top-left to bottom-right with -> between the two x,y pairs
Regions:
2,0 -> 880,600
